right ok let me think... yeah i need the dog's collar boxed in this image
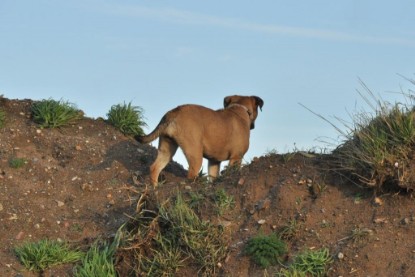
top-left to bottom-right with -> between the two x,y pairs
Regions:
226,103 -> 251,116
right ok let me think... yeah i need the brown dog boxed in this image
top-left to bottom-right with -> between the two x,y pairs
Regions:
135,95 -> 264,186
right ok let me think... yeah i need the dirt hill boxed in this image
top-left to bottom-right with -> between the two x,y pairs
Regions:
1,97 -> 415,276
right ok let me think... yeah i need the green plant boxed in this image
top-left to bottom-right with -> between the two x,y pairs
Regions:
14,239 -> 83,272
120,192 -> 228,276
74,231 -> 121,277
107,101 -> 147,136
141,234 -> 185,276
186,191 -> 205,210
350,227 -> 374,243
214,188 -> 235,215
31,99 -> 83,128
278,219 -> 301,241
9,157 -> 27,168
244,233 -> 287,268
279,248 -> 332,277
0,108 -> 5,128
331,81 -> 415,191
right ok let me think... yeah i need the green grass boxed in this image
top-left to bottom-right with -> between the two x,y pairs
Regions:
9,157 -> 27,168
0,108 -> 5,128
214,188 -> 235,215
31,99 -> 83,128
14,239 -> 83,272
107,101 -> 147,136
277,219 -> 301,241
244,233 -> 287,268
73,232 -> 121,277
309,79 -> 415,191
120,191 -> 229,276
278,248 -> 332,277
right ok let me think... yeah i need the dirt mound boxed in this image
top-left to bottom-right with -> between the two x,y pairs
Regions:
1,97 -> 415,276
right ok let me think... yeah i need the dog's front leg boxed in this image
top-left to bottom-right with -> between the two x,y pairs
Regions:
208,160 -> 221,181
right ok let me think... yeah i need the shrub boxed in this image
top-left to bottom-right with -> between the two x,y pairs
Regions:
31,99 -> 83,128
107,102 -> 147,136
0,108 -> 5,128
14,239 -> 83,272
244,233 -> 287,268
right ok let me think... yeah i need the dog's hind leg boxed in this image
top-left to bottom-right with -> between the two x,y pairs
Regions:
208,160 -> 221,181
183,148 -> 203,182
150,136 -> 178,187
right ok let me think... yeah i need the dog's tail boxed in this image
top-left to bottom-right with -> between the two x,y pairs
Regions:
134,114 -> 169,144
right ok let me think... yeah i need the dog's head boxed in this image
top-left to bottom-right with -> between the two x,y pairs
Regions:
224,95 -> 264,129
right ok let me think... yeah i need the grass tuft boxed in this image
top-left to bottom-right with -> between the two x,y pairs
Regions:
0,108 -> 5,128
214,188 -> 235,215
9,157 -> 27,169
107,101 -> 147,136
310,79 -> 415,191
119,191 -> 228,276
74,230 -> 121,277
244,233 -> 287,268
278,248 -> 332,277
14,239 -> 83,272
31,99 -> 83,128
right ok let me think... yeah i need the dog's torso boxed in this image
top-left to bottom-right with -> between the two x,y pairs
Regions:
164,104 -> 251,162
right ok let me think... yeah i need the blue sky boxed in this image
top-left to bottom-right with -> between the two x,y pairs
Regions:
1,0 -> 415,168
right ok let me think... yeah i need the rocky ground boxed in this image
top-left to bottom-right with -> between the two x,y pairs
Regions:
1,97 -> 415,276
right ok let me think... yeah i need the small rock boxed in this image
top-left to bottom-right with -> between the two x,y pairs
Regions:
238,178 -> 245,185
298,179 -> 307,185
257,219 -> 266,225
56,200 -> 65,207
185,185 -> 192,190
15,231 -> 25,240
338,252 -> 344,260
402,218 -> 410,225
34,223 -> 40,229
373,197 -> 383,206
36,129 -> 42,134
9,214 -> 18,220
374,217 -> 388,224
81,183 -> 93,191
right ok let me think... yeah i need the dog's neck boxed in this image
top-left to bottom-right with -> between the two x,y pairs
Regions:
226,103 -> 251,116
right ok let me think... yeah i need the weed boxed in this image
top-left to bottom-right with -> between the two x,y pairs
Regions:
278,219 -> 301,241
107,101 -> 147,136
186,191 -> 205,210
74,231 -> 121,277
0,108 -> 5,128
70,223 -> 84,233
141,234 -> 186,276
278,248 -> 332,277
31,99 -> 83,128
9,157 -> 27,168
350,227 -> 374,243
244,233 -> 287,268
121,192 -> 228,276
14,239 -> 83,272
327,80 -> 415,191
214,188 -> 235,215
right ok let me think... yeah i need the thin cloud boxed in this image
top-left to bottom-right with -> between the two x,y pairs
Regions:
101,4 -> 415,47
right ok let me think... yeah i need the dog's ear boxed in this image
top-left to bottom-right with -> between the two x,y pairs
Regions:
253,96 -> 264,111
224,95 -> 236,108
